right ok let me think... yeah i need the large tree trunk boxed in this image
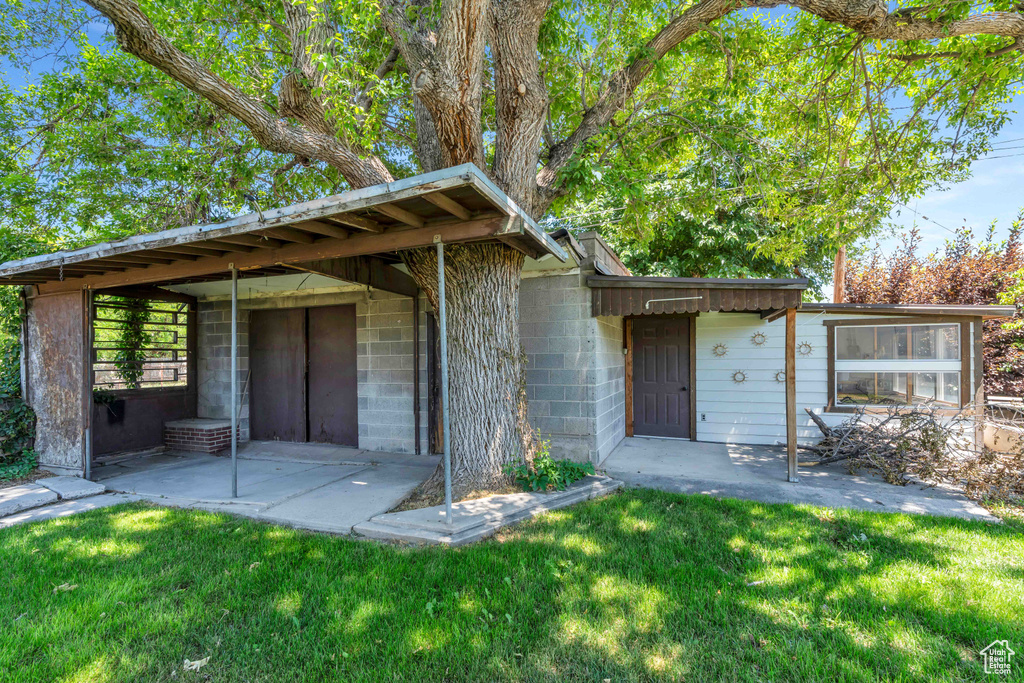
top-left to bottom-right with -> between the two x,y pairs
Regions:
403,242 -> 534,497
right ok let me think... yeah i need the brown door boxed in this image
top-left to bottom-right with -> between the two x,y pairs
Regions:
307,305 -> 358,446
250,308 -> 306,441
632,317 -> 691,438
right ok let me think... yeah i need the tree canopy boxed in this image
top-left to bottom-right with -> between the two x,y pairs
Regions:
1,0 -> 1022,261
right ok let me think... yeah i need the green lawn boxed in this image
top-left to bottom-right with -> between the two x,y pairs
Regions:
1,491 -> 1022,682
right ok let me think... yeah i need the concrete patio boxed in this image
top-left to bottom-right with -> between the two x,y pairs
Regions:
600,437 -> 996,522
93,441 -> 438,534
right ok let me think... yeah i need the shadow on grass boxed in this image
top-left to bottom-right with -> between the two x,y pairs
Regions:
1,490 -> 1021,682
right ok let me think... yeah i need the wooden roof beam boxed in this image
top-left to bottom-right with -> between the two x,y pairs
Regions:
36,215 -> 509,294
155,245 -> 231,257
99,253 -> 180,265
328,213 -> 382,233
293,220 -> 350,240
91,260 -> 154,269
260,227 -> 317,244
374,202 -> 425,228
207,236 -> 272,250
422,191 -> 471,220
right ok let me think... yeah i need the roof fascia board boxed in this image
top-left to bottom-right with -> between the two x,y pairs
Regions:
463,171 -> 568,262
801,303 -> 1016,319
587,275 -> 808,290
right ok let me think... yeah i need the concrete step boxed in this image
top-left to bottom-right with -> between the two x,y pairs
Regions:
0,477 -> 107,520
0,484 -> 58,518
37,476 -> 106,500
353,475 -> 623,546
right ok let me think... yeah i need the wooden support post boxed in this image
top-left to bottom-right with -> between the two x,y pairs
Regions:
973,319 -> 985,447
82,289 -> 93,480
786,307 -> 798,482
624,318 -> 634,437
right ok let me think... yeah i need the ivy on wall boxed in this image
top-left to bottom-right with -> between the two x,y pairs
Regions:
0,288 -> 36,480
113,298 -> 152,389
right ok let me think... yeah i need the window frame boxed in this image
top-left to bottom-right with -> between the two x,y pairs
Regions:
824,316 -> 972,412
90,291 -> 197,397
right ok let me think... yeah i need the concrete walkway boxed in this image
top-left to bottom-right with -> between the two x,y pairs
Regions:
93,442 -> 439,534
0,476 -> 109,526
600,437 -> 996,522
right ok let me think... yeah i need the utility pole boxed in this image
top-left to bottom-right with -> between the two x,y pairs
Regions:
832,150 -> 849,303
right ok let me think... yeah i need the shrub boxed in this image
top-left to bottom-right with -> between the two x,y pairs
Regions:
0,289 -> 36,480
506,437 -> 595,492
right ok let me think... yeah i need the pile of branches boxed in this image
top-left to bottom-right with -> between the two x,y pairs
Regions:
805,404 -> 1024,503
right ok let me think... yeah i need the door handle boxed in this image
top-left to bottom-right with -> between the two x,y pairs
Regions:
680,386 -> 687,391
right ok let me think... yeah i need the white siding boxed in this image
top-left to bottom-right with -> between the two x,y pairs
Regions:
694,311 -> 981,445
695,311 -> 820,445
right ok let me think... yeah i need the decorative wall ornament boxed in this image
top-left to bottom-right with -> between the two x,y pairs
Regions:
712,343 -> 728,357
798,342 -> 814,356
732,370 -> 747,384
750,332 -> 768,347
775,370 -> 786,383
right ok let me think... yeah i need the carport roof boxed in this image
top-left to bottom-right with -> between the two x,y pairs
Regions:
0,164 -> 567,292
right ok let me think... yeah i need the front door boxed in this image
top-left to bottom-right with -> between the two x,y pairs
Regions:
632,316 -> 691,438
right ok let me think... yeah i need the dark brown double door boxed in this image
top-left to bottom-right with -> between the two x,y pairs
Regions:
249,305 -> 357,446
632,316 -> 692,439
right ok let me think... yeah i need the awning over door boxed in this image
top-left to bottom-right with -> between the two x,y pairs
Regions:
588,275 -> 808,316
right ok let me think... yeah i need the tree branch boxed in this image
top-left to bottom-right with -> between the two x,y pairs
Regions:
892,36 -> 1024,61
83,0 -> 392,189
534,0 -> 739,208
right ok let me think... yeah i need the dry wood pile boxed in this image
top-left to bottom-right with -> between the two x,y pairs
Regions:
805,404 -> 1024,503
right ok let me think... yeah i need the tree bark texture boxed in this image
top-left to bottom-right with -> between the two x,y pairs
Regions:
403,243 -> 533,496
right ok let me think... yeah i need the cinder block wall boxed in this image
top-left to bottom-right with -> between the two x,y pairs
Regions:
196,300 -> 250,440
357,291 -> 428,454
193,270 -> 624,462
195,289 -> 427,454
519,272 -> 625,464
594,315 -> 626,459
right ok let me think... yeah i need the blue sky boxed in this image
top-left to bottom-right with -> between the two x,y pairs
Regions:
869,93 -> 1024,257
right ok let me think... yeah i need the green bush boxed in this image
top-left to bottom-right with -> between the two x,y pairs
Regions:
506,437 -> 595,492
0,287 -> 37,480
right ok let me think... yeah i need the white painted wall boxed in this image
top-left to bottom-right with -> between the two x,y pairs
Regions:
694,311 -> 981,445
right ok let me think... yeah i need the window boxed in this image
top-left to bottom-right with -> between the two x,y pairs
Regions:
829,321 -> 966,409
92,295 -> 192,391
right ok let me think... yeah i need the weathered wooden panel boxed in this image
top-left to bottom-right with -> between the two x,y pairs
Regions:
26,291 -> 86,473
307,305 -> 358,446
250,308 -> 306,442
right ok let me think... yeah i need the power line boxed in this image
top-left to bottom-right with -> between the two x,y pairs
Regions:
974,153 -> 1024,161
892,202 -> 959,236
